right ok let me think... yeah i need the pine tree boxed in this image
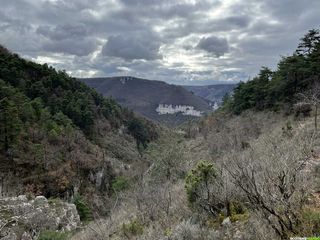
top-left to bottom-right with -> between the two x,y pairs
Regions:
296,29 -> 320,56
0,97 -> 21,154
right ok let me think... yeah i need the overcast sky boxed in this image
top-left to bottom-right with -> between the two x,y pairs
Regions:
1,0 -> 319,85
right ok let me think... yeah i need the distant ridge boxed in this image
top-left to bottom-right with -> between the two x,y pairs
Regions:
80,76 -> 213,125
183,84 -> 236,105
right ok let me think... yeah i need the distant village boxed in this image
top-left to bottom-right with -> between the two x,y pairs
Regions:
156,104 -> 203,117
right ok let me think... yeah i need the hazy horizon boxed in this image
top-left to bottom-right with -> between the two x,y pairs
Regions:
78,75 -> 239,86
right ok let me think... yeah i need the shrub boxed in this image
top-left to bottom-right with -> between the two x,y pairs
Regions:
164,228 -> 172,237
73,194 -> 92,222
230,212 -> 250,222
169,220 -> 218,240
38,230 -> 70,240
30,143 -> 44,161
185,161 -> 217,205
111,176 -> 130,193
127,116 -> 158,148
230,201 -> 246,215
185,161 -> 225,217
122,220 -> 144,236
299,207 -> 320,236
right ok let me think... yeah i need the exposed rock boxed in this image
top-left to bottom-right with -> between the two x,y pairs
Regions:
34,196 -> 47,206
0,195 -> 80,239
21,232 -> 32,240
1,231 -> 17,240
189,214 -> 200,224
221,217 -> 232,227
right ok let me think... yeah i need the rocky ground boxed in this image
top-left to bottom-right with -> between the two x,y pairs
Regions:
0,195 -> 80,240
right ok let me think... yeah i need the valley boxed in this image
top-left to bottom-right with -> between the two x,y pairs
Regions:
80,77 -> 228,125
0,4 -> 320,239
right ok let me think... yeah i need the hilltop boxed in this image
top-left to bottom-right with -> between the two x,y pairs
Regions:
80,77 -> 214,125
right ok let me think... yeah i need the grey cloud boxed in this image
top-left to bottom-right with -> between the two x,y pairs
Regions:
1,0 -> 320,84
35,23 -> 97,56
161,15 -> 252,40
116,0 -> 219,20
102,34 -> 162,61
43,0 -> 101,11
225,16 -> 251,28
260,0 -> 320,21
36,24 -> 89,41
42,38 -> 97,56
119,0 -> 164,6
197,36 -> 229,57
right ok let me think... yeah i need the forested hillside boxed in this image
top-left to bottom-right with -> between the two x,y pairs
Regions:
0,45 -> 158,149
223,29 -> 320,114
0,45 -> 158,218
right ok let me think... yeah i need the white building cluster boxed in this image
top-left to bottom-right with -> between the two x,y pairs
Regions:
156,104 -> 203,117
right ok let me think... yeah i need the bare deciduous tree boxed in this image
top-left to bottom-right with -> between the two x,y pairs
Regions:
297,82 -> 320,130
224,131 -> 315,239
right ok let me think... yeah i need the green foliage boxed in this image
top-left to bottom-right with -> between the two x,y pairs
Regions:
230,212 -> 250,222
229,201 -> 246,215
111,176 -> 130,193
0,46 -> 158,145
229,201 -> 249,222
30,143 -> 44,160
73,194 -> 92,222
127,115 -> 158,148
185,161 -> 217,205
52,111 -> 73,128
164,228 -> 172,237
224,28 -> 320,114
0,96 -> 22,153
299,207 -> 320,237
122,220 -> 144,236
38,230 -> 70,240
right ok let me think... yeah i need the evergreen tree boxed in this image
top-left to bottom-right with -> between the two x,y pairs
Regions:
296,29 -> 320,56
0,97 -> 21,153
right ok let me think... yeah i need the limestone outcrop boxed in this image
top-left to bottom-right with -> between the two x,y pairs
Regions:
0,195 -> 80,240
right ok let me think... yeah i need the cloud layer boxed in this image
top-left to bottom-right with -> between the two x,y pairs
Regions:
197,36 -> 229,57
0,0 -> 319,85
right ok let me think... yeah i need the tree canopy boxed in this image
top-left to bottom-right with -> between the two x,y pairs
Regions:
224,28 -> 320,114
0,46 -> 158,153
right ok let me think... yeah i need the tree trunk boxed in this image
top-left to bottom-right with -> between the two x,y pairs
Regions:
4,110 -> 8,153
226,200 -> 231,217
315,105 -> 318,131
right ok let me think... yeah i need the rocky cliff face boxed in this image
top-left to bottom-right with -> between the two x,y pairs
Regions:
0,195 -> 80,240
